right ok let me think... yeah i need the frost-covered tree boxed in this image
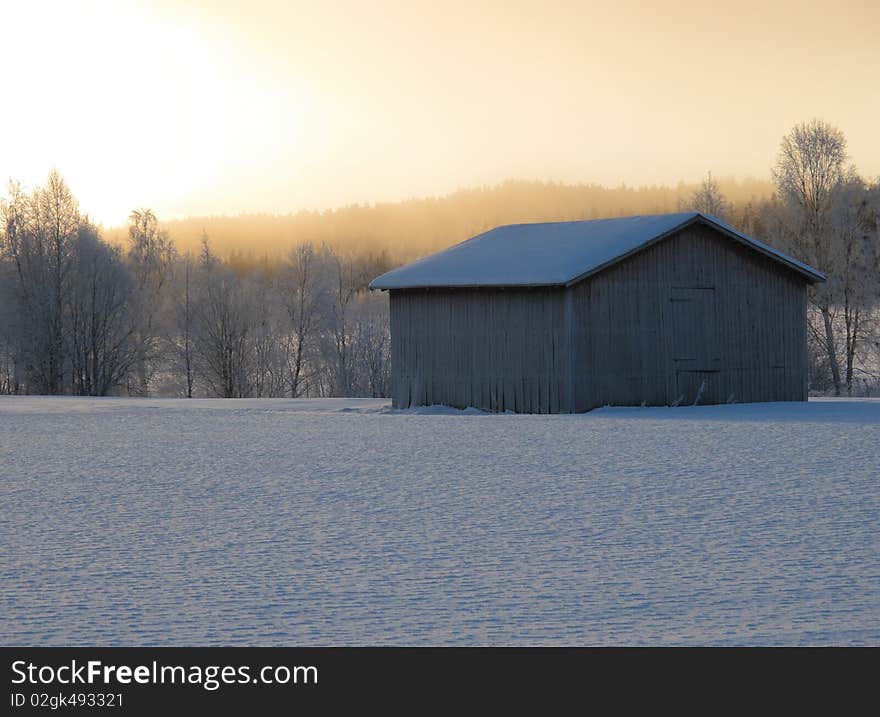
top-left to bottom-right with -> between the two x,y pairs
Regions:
193,237 -> 258,397
829,179 -> 880,391
0,257 -> 22,393
0,174 -> 176,396
279,242 -> 324,397
322,247 -> 369,397
66,224 -> 138,396
126,209 -> 174,395
687,172 -> 729,219
169,252 -> 197,397
0,171 -> 80,393
351,291 -> 391,398
248,273 -> 288,398
773,119 -> 856,395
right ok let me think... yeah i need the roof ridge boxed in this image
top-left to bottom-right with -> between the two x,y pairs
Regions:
370,212 -> 824,290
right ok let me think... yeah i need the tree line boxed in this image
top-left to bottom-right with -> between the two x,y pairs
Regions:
1,119 -> 878,398
104,177 -> 776,263
0,175 -> 392,398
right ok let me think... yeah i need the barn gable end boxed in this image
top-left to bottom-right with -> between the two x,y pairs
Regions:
570,223 -> 809,411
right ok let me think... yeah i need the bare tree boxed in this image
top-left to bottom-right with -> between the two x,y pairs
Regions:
772,119 -> 855,395
351,292 -> 391,397
169,252 -> 197,397
279,242 -> 323,397
0,257 -> 22,393
66,223 -> 138,396
126,209 -> 174,395
248,273 -> 288,397
0,171 -> 79,393
323,247 -> 369,396
193,237 -> 257,398
687,172 -> 729,219
828,179 -> 879,391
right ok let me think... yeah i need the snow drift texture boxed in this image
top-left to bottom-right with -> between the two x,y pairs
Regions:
1,396 -> 877,645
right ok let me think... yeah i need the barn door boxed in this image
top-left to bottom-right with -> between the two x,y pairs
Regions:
670,287 -> 721,404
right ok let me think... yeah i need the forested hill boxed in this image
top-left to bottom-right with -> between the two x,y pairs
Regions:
104,177 -> 774,262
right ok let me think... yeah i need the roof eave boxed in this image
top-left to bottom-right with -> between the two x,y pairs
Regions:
370,281 -> 567,291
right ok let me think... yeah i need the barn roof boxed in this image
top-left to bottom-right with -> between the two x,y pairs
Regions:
369,212 -> 826,289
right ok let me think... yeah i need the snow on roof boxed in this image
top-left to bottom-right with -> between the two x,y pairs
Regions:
369,212 -> 826,290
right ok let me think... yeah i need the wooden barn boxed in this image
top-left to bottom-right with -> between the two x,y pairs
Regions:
370,212 -> 825,413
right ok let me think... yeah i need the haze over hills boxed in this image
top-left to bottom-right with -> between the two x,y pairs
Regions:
104,176 -> 775,262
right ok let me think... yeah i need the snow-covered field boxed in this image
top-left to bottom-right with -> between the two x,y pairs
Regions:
1,396 -> 878,645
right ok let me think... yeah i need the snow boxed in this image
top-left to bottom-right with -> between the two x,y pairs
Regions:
369,212 -> 825,289
1,396 -> 877,645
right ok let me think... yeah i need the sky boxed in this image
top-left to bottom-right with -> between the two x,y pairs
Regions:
1,0 -> 878,226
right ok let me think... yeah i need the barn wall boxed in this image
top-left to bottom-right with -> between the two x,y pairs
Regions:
389,287 -> 573,412
571,224 -> 808,410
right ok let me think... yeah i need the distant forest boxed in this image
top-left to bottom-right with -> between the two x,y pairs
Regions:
3,120 -> 879,400
104,176 -> 776,264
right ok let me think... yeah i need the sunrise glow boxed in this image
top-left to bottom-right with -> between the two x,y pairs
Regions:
1,0 -> 878,225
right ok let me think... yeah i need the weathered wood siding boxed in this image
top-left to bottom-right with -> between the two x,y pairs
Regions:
389,287 -> 573,412
387,224 -> 809,413
571,224 -> 808,410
